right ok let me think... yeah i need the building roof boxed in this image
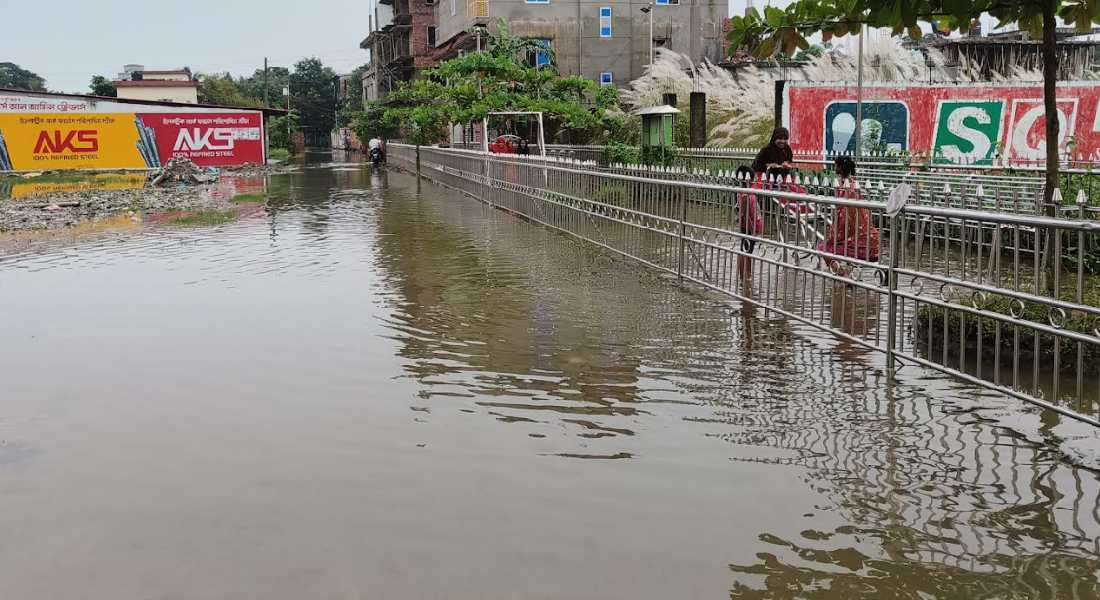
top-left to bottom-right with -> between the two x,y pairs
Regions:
115,80 -> 199,88
0,87 -> 287,116
140,69 -> 192,75
635,105 -> 681,116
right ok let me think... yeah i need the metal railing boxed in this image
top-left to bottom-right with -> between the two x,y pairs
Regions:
546,144 -> 1100,174
389,143 -> 1100,427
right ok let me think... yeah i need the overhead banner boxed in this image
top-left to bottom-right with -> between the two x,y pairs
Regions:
0,92 -> 265,171
782,82 -> 1100,165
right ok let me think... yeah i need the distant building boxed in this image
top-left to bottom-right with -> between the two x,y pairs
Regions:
360,0 -> 728,99
432,0 -> 728,87
360,0 -> 437,101
114,66 -> 198,104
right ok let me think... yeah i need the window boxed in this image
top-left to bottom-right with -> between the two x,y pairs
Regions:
656,0 -> 680,4
526,0 -> 550,4
427,26 -> 437,48
526,39 -> 552,67
599,6 -> 612,38
600,72 -> 613,86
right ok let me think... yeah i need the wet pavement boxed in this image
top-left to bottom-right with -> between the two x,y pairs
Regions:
1,155 -> 1098,599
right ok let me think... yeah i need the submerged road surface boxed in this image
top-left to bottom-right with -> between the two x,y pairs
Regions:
1,158 -> 1098,599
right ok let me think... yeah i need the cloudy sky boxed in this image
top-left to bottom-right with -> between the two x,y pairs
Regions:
6,0 -> 372,93
8,0 -> 1004,94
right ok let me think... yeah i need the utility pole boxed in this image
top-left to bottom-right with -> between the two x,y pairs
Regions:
263,57 -> 270,162
855,24 -> 865,159
641,4 -> 654,70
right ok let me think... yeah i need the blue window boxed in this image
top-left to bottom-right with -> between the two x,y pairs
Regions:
600,72 -> 613,86
526,0 -> 549,4
599,6 -> 612,37
533,39 -> 552,66
599,6 -> 611,16
656,0 -> 680,4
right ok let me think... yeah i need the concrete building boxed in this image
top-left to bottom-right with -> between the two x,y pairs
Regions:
360,0 -> 438,102
432,0 -> 728,86
114,66 -> 198,104
360,0 -> 727,99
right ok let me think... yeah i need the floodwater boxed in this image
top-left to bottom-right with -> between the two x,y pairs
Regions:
1,154 -> 1099,599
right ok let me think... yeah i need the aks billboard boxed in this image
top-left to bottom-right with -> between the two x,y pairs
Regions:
0,92 -> 265,171
782,82 -> 1100,164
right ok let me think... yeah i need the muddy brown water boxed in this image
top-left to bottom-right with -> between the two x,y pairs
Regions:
1,155 -> 1098,599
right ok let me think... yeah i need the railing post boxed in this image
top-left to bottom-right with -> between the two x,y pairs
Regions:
886,212 -> 902,375
677,186 -> 687,282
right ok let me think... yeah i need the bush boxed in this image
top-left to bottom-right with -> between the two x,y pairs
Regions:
603,141 -> 640,165
268,113 -> 299,154
268,148 -> 291,162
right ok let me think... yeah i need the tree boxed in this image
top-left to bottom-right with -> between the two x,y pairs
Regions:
726,0 -> 1100,209
269,111 -> 301,154
89,75 -> 116,97
289,58 -> 338,144
238,66 -> 290,108
0,62 -> 46,91
423,21 -> 619,143
350,101 -> 400,143
196,73 -> 261,107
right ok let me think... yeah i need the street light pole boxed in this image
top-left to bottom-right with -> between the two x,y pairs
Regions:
641,4 -> 654,70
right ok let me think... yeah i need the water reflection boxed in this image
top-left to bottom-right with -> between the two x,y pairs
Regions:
373,170 -> 1100,596
0,161 -> 1097,598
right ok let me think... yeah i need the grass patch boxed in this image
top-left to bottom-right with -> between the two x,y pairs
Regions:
230,192 -> 266,204
170,210 -> 238,227
269,148 -> 291,162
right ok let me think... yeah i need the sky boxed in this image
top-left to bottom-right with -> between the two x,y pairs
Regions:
6,0 -> 1007,94
5,0 -> 372,94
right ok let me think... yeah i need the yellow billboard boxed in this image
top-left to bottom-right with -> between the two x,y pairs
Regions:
0,113 -> 150,171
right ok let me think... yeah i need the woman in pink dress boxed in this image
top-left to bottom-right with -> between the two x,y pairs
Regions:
817,156 -> 880,276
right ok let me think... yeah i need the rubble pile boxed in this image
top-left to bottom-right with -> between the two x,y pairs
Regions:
0,176 -> 232,232
152,157 -> 216,187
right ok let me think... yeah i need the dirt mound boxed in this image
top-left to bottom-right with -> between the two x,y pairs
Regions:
152,157 -> 217,187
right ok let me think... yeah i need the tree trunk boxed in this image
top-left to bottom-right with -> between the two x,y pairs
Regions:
1042,2 -> 1059,210
1041,2 -> 1060,295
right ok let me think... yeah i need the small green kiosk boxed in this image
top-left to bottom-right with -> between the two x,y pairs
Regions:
636,105 -> 680,150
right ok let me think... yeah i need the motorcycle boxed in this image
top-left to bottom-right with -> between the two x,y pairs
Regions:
369,147 -> 385,167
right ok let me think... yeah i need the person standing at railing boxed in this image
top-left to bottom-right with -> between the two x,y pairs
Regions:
736,166 -> 764,282
752,127 -> 794,179
818,156 -> 880,277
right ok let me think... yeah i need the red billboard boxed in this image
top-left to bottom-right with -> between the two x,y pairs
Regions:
782,82 -> 1100,165
139,112 -> 264,167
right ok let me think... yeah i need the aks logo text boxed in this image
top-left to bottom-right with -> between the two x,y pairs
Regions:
174,128 -> 236,152
34,130 -> 99,154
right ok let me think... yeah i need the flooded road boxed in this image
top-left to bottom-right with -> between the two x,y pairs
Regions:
2,157 -> 1098,599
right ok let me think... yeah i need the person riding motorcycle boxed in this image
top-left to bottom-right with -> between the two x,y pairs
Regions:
368,137 -> 385,164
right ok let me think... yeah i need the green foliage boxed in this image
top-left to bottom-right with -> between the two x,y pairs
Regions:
603,142 -> 641,165
231,193 -> 266,204
237,66 -> 290,108
268,112 -> 300,154
289,57 -> 338,139
197,73 -> 262,107
0,62 -> 46,91
89,75 -> 116,97
170,210 -> 238,227
269,148 -> 291,162
641,146 -> 677,167
379,20 -> 620,145
350,101 -> 400,142
913,289 -> 1100,372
